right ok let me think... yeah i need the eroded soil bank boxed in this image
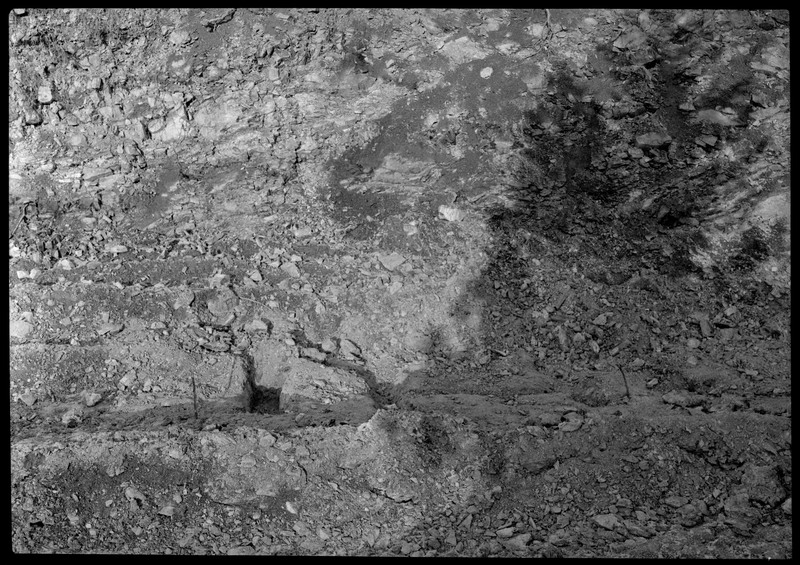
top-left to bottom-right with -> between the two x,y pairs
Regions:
9,8 -> 790,557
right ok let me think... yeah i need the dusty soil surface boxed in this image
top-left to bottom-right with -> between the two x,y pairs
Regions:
9,8 -> 791,557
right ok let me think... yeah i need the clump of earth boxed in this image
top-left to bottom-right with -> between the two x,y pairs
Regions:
10,8 -> 790,557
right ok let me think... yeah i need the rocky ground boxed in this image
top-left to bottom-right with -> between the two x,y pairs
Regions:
9,8 -> 791,557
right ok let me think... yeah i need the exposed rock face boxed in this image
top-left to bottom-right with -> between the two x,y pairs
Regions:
8,8 -> 791,558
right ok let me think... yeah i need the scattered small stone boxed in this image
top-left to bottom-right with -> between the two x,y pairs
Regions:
505,533 -> 532,550
61,407 -> 83,427
593,513 -> 621,530
339,338 -> 361,360
18,392 -> 36,407
173,290 -> 195,310
496,526 -> 515,538
480,67 -> 493,79
124,487 -> 145,503
281,261 -> 301,278
293,521 -> 313,536
97,322 -> 124,336
168,29 -> 191,46
559,412 -> 583,432
635,132 -> 672,148
244,319 -> 271,333
301,347 -> 327,362
118,370 -> 137,390
158,505 -> 175,517
320,338 -> 338,353
37,85 -> 54,104
104,244 -> 128,254
84,392 -> 102,407
10,320 -> 33,340
662,389 -> 703,407
664,495 -> 689,508
438,205 -> 466,222
377,252 -> 406,271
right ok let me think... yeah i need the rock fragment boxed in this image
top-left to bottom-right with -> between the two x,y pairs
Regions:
339,338 -> 362,360
84,392 -> 103,407
10,320 -> 33,340
593,513 -> 621,530
635,132 -> 672,148
377,252 -> 406,271
62,407 -> 83,427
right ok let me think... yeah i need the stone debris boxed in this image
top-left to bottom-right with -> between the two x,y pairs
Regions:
7,7 -> 790,559
61,407 -> 83,427
377,253 -> 406,271
592,514 -> 621,531
10,320 -> 33,340
83,392 -> 103,407
338,338 -> 362,360
438,205 -> 466,222
279,359 -> 371,412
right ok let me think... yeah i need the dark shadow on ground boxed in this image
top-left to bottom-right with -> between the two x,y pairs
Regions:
412,9 -> 783,406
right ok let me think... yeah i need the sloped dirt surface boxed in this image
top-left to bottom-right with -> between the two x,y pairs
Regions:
9,8 -> 790,557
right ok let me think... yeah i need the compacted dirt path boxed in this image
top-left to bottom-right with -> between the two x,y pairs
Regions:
9,9 -> 790,557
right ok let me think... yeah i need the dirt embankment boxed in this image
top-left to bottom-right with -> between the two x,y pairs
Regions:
10,8 -> 790,557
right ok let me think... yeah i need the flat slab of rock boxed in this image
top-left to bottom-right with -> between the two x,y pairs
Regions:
279,359 -> 371,412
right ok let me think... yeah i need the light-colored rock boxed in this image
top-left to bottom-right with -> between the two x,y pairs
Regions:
10,320 -> 33,340
496,526 -> 515,538
281,261 -> 301,278
439,205 -> 466,222
439,36 -> 490,65
194,98 -> 243,140
152,107 -> 189,142
593,513 -> 621,530
62,407 -> 83,427
662,389 -> 704,407
377,253 -> 405,271
84,392 -> 103,407
741,464 -> 786,505
118,370 -> 137,390
168,29 -> 191,46
244,319 -> 271,333
37,85 -> 54,104
207,288 -> 239,317
339,338 -> 361,360
694,109 -> 740,127
505,533 -> 532,550
635,132 -> 672,148
559,412 -> 583,432
279,359 -> 371,412
18,392 -> 36,407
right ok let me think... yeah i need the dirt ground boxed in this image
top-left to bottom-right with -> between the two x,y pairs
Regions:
9,8 -> 791,557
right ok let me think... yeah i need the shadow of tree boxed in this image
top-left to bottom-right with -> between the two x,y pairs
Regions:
419,8 -> 779,402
